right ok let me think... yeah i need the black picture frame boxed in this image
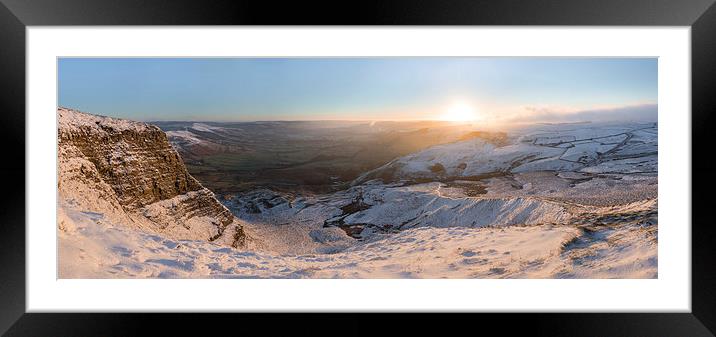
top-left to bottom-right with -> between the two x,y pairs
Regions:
1,0 -> 715,336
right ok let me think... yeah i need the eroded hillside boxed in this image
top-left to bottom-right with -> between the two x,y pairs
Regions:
57,107 -> 247,256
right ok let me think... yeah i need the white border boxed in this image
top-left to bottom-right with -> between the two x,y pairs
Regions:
27,27 -> 690,312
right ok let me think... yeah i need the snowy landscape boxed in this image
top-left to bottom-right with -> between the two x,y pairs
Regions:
58,108 -> 657,279
57,57 -> 658,279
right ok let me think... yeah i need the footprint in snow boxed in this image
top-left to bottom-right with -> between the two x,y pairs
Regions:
461,250 -> 479,257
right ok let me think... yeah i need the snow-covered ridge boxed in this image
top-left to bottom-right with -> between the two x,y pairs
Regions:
355,122 -> 657,184
57,107 -> 247,247
321,183 -> 574,238
58,107 -> 157,135
189,122 -> 225,133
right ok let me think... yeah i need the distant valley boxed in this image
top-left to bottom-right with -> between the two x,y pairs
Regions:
155,120 -> 482,195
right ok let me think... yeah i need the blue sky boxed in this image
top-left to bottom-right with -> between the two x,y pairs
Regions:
58,58 -> 657,122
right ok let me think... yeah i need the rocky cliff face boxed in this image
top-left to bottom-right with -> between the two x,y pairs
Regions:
57,107 -> 246,247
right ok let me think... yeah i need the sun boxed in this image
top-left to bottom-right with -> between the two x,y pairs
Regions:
440,101 -> 479,122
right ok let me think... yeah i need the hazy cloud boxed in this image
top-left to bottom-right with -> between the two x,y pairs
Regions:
508,103 -> 657,124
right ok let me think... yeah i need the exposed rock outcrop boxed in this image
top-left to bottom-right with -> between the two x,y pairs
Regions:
57,107 -> 246,247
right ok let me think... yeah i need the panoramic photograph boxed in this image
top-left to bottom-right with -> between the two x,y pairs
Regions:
57,57 -> 658,278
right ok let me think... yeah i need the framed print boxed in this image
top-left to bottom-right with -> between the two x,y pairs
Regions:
1,0 -> 716,336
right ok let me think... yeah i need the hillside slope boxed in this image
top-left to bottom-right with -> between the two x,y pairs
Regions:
57,108 -> 247,250
355,122 -> 657,185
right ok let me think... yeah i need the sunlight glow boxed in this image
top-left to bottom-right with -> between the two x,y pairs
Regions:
440,101 -> 479,122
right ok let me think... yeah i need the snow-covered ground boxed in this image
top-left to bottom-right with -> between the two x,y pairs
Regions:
59,119 -> 658,279
59,199 -> 656,278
